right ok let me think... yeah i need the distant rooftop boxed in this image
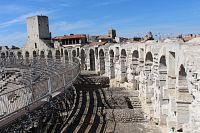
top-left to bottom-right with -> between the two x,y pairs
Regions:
53,34 -> 86,40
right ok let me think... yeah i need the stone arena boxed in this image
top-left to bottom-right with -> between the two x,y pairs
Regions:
0,15 -> 200,133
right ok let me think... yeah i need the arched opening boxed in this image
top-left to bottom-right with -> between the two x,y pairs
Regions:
89,49 -> 95,71
72,50 -> 76,58
25,51 -> 29,63
25,51 -> 29,58
132,50 -> 139,74
154,55 -> 168,124
178,64 -> 187,87
64,50 -> 69,61
81,49 -> 86,70
132,50 -> 139,90
55,50 -> 61,59
47,50 -> 53,58
176,64 -> 191,131
110,49 -> 115,78
17,52 -> 22,59
144,51 -> 154,104
33,51 -> 37,63
9,52 -> 14,58
40,51 -> 45,58
145,52 -> 153,62
72,50 -> 76,62
159,55 -> 167,88
9,52 -> 15,64
145,52 -> 153,74
1,52 -> 5,58
33,51 -> 37,58
99,49 -> 105,75
120,49 -> 127,82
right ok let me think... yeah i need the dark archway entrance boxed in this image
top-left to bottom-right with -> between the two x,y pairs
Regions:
47,50 -> 53,59
99,49 -> 105,75
64,50 -> 69,61
1,52 -> 5,58
40,51 -> 45,58
121,49 -> 127,82
89,49 -> 95,71
81,49 -> 86,70
55,50 -> 61,59
110,50 -> 115,78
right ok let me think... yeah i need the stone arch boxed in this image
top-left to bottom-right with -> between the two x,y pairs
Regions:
33,51 -> 37,58
110,49 -> 115,78
158,56 -> 167,86
178,64 -> 187,87
55,50 -> 61,59
81,49 -> 86,70
176,64 -> 191,131
99,49 -> 105,75
145,52 -> 153,62
89,49 -> 95,71
132,50 -> 139,73
143,51 -> 154,104
153,55 -> 168,125
33,51 -> 37,63
25,51 -> 30,63
1,52 -> 5,58
121,49 -> 127,57
72,50 -> 76,58
25,51 -> 29,58
40,51 -> 45,58
158,55 -> 168,93
145,52 -> 153,73
131,50 -> 139,89
17,52 -> 22,59
72,50 -> 77,62
9,52 -> 15,64
47,50 -> 53,58
9,52 -> 14,58
132,50 -> 139,58
64,50 -> 69,61
159,56 -> 167,69
120,49 -> 127,82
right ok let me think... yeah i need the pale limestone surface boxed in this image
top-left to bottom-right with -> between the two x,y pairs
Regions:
1,15 -> 200,133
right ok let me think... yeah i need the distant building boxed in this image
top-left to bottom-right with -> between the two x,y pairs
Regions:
115,37 -> 129,43
88,36 -> 99,43
108,28 -> 116,39
144,32 -> 154,41
97,35 -> 113,43
178,34 -> 200,42
53,34 -> 87,46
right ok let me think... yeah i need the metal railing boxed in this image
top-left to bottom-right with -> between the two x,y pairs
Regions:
0,57 -> 80,123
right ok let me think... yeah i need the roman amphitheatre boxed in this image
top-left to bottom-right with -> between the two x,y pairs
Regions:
0,15 -> 200,133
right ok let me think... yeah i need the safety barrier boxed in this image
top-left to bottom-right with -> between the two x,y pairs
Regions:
0,57 -> 80,125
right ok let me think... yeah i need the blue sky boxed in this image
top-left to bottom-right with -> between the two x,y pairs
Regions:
0,0 -> 200,47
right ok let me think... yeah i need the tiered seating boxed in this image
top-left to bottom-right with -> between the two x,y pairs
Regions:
61,85 -> 107,132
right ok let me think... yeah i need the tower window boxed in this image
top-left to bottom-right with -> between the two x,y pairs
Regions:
35,43 -> 37,48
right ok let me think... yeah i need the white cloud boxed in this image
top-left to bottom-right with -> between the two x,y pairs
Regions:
0,5 -> 28,14
0,10 -> 54,28
0,32 -> 26,47
94,0 -> 130,7
50,20 -> 94,34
